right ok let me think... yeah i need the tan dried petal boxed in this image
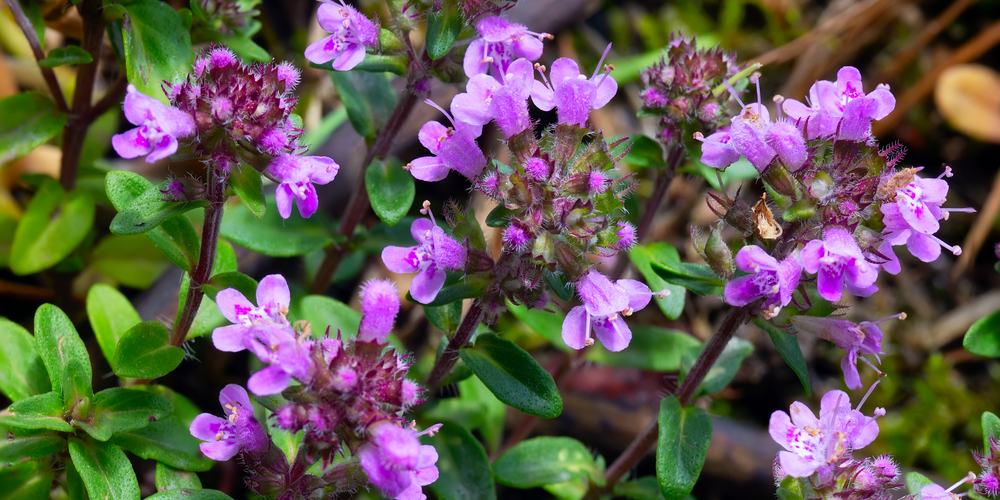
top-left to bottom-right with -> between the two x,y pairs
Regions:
753,193 -> 782,240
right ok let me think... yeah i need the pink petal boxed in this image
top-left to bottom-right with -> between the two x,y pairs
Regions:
306,156 -> 340,185
591,74 -> 618,109
410,264 -> 447,304
799,240 -> 825,274
112,128 -> 153,159
275,183 -> 294,219
816,268 -> 844,302
212,324 -> 248,352
408,156 -> 449,182
617,279 -> 651,311
219,384 -> 253,410
247,366 -> 291,395
410,217 -> 435,242
549,58 -> 582,85
295,182 -> 319,219
189,413 -> 226,441
146,135 -> 179,163
735,245 -> 779,272
382,246 -> 420,273
530,80 -> 555,111
332,44 -> 366,71
463,38 -> 490,78
561,306 -> 589,350
418,121 -> 449,153
593,315 -> 632,352
304,35 -> 339,65
778,450 -> 819,478
199,440 -> 239,461
906,232 -> 942,262
216,288 -> 253,323
256,274 -> 290,313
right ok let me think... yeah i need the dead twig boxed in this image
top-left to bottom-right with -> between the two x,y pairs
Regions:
951,166 -> 1000,279
876,0 -> 980,83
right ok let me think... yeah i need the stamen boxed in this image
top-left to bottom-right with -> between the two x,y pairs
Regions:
420,200 -> 437,225
423,99 -> 458,129
946,472 -> 977,493
416,423 -> 443,437
655,289 -> 670,299
856,379 -> 881,411
622,307 -> 634,316
591,43 -> 614,80
751,72 -> 763,109
926,233 -> 963,255
938,166 -> 954,179
725,80 -> 745,108
403,163 -> 412,171
859,356 -> 887,378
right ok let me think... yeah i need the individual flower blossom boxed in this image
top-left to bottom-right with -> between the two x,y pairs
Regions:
561,269 -> 658,351
768,389 -> 885,478
243,326 -> 315,395
382,208 -> 468,304
724,246 -> 801,319
407,101 -> 486,182
304,0 -> 379,71
801,227 -> 879,302
452,58 -> 535,138
264,154 -> 340,219
189,385 -> 269,461
781,66 -> 895,141
910,473 -> 977,500
463,15 -> 549,78
695,128 -> 741,169
357,279 -> 400,344
112,84 -> 196,163
213,274 -> 292,352
729,102 -> 776,171
531,45 -> 619,127
790,313 -> 904,390
358,422 -> 440,499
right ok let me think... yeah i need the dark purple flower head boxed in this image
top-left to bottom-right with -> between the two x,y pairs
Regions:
531,45 -> 618,127
190,385 -> 269,461
782,66 -> 895,141
561,270 -> 657,351
801,227 -> 879,302
264,154 -> 340,219
408,100 -> 486,182
382,213 -> 467,304
305,0 -> 379,71
358,422 -> 440,499
724,246 -> 801,319
463,15 -> 549,79
790,313 -> 903,389
358,280 -> 400,344
112,85 -> 196,163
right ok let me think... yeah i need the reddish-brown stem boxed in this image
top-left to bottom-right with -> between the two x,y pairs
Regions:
595,307 -> 750,495
6,0 -> 68,112
425,299 -> 486,391
85,74 -> 128,123
170,166 -> 226,346
309,81 -> 427,294
59,0 -> 105,191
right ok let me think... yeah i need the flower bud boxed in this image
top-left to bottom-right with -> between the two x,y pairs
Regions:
358,280 -> 399,344
704,222 -> 734,279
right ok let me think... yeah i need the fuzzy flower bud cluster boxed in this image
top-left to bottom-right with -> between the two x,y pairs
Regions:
974,437 -> 1000,497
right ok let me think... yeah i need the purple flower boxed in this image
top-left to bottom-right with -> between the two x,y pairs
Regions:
265,154 -> 340,219
358,422 -> 439,499
452,58 -> 535,138
916,474 -> 977,500
408,101 -> 486,182
213,274 -> 292,352
358,279 -> 400,344
382,217 -> 467,304
561,270 -> 653,352
768,389 -> 884,478
304,0 -> 379,71
724,246 -> 801,319
781,66 -> 895,140
696,128 -> 741,169
463,15 -> 548,78
112,84 -> 195,163
189,385 -> 269,461
729,103 -> 776,172
531,47 -> 618,127
801,227 -> 879,302
790,313 -> 903,389
243,326 -> 315,395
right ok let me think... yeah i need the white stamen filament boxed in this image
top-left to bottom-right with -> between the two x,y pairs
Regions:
946,472 -> 977,493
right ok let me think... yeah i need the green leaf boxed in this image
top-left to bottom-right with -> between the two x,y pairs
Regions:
228,163 -> 265,218
629,243 -> 685,320
680,337 -> 753,396
494,436 -> 602,489
330,71 -> 398,142
65,457 -> 87,500
423,375 -> 505,452
0,92 -> 67,165
620,135 -> 666,169
983,412 -> 1000,451
204,272 -> 258,302
113,415 -> 212,471
121,0 -> 195,103
0,392 -> 72,432
10,179 -> 96,275
113,321 -> 186,379
293,295 -> 361,339
107,172 -> 208,235
652,259 -> 725,297
425,8 -> 462,59
506,300 -> 572,352
146,215 -> 201,272
0,425 -> 65,464
905,472 -> 934,495
0,317 -> 51,401
39,46 -> 94,67
155,462 -> 202,491
0,462 -> 55,500
88,234 -> 171,288
754,318 -> 810,395
76,388 -> 172,441
411,279 -> 488,307
423,422 -> 496,500
220,196 -> 333,257
615,477 -> 667,500
964,308 -> 1000,357
656,397 -> 712,500
426,302 -> 463,334
485,205 -> 514,228
544,271 -> 574,301
68,437 -> 141,500
459,334 -> 562,418
366,158 -> 415,227
587,326 -> 702,371
332,54 -> 408,75
145,490 -> 232,500
87,284 -> 142,366
34,304 -> 91,395
62,357 -> 94,416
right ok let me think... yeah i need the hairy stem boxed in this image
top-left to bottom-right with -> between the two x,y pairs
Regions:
309,80 -> 427,294
596,307 -> 750,494
59,0 -> 105,191
170,166 -> 227,346
425,299 -> 485,391
7,0 -> 68,112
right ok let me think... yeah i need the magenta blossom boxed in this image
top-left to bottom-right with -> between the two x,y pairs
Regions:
696,128 -> 741,169
213,274 -> 292,352
357,279 -> 400,344
452,58 -> 535,138
531,45 -> 618,127
408,100 -> 486,182
801,227 -> 879,302
382,216 -> 467,304
304,0 -> 379,71
265,154 -> 340,219
724,246 -> 801,319
561,270 -> 655,352
112,84 -> 195,163
189,385 -> 269,461
790,313 -> 904,389
358,422 -> 440,499
782,66 -> 895,141
915,474 -> 977,500
463,15 -> 548,78
768,389 -> 885,478
243,326 -> 315,395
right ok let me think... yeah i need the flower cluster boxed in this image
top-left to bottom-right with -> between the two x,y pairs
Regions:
195,276 -> 438,499
974,437 -> 1000,497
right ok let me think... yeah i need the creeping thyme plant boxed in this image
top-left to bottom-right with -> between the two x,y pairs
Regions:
3,0 -> 1000,499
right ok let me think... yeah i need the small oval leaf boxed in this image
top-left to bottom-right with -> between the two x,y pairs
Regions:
459,334 -> 562,418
